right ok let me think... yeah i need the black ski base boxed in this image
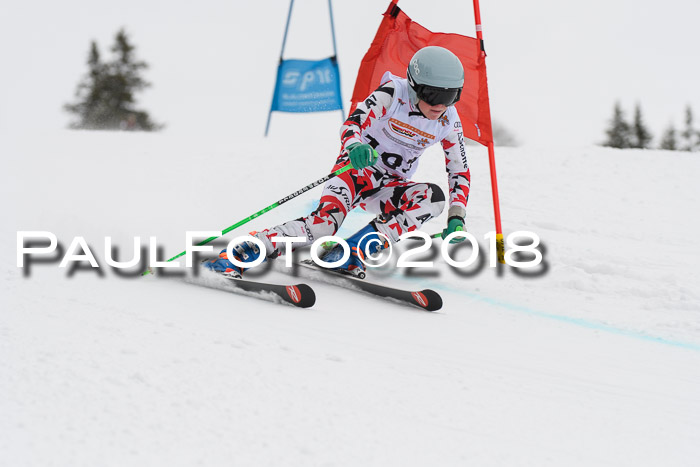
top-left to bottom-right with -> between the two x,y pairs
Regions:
221,276 -> 316,308
297,260 -> 442,312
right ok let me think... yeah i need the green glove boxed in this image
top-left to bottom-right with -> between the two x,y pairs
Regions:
441,217 -> 466,243
347,142 -> 378,170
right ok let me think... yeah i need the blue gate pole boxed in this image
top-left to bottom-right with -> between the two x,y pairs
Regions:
327,0 -> 346,120
266,0 -> 296,137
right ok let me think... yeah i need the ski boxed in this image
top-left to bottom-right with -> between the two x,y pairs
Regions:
227,277 -> 316,308
295,260 -> 442,312
193,274 -> 316,308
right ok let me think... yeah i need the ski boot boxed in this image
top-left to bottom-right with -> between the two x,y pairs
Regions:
320,222 -> 389,280
203,237 -> 265,279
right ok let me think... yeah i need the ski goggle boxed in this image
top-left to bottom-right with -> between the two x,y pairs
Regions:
408,71 -> 462,107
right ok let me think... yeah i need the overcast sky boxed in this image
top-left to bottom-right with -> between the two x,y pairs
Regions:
1,0 -> 699,147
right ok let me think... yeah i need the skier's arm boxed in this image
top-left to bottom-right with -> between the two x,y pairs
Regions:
441,117 -> 471,237
339,82 -> 395,152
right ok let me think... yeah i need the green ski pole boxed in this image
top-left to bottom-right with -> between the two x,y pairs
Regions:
142,163 -> 354,275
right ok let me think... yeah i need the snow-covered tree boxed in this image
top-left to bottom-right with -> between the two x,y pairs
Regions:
680,105 -> 698,152
630,103 -> 652,149
65,29 -> 161,131
602,102 -> 632,148
659,123 -> 678,151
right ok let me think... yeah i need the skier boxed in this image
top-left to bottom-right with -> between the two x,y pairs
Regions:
205,46 -> 470,278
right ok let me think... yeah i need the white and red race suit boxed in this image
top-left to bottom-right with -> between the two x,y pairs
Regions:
257,72 -> 471,256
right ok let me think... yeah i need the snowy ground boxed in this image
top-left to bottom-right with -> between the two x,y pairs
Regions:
2,129 -> 700,466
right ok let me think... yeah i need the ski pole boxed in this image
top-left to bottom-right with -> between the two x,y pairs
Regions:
142,163 -> 354,275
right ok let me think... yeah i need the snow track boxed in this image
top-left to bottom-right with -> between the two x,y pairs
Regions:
2,131 -> 699,466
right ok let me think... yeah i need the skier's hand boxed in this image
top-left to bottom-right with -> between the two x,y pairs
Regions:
441,217 -> 466,243
347,143 -> 378,170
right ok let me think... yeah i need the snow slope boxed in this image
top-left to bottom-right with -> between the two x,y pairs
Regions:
2,129 -> 700,466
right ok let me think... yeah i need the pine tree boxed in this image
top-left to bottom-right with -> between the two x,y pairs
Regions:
659,123 -> 678,151
630,103 -> 652,149
602,102 -> 632,148
680,105 -> 697,151
65,29 -> 160,131
64,41 -> 109,128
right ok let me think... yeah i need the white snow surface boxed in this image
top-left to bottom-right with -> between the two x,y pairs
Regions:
2,129 -> 700,466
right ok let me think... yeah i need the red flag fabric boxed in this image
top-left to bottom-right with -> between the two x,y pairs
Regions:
350,1 -> 493,145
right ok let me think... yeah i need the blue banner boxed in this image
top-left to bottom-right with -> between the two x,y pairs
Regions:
270,58 -> 343,113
